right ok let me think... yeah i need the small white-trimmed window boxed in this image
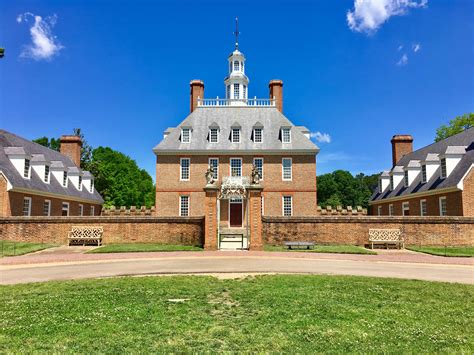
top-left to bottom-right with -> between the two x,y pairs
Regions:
24,159 -> 31,178
420,199 -> 427,216
209,158 -> 219,180
440,158 -> 447,178
230,158 -> 242,177
233,60 -> 239,71
180,158 -> 190,181
233,84 -> 240,99
78,175 -> 82,190
282,158 -> 292,181
23,197 -> 32,216
90,206 -> 95,216
377,206 -> 382,216
254,128 -> 263,143
439,197 -> 447,216
282,128 -> 291,143
44,165 -> 50,183
253,158 -> 264,180
389,204 -> 394,216
421,165 -> 427,183
79,204 -> 84,216
243,85 -> 247,99
210,128 -> 219,143
43,200 -> 51,216
283,196 -> 293,217
90,179 -> 94,193
62,202 -> 69,216
402,202 -> 410,216
390,176 -> 394,191
404,171 -> 409,187
181,128 -> 191,143
180,195 -> 189,217
231,128 -> 240,143
63,171 -> 68,187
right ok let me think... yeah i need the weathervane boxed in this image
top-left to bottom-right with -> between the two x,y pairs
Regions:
233,17 -> 240,50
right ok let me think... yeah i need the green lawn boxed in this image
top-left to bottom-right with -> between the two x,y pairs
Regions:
0,240 -> 55,257
87,243 -> 203,253
264,244 -> 376,255
0,275 -> 472,352
407,246 -> 474,257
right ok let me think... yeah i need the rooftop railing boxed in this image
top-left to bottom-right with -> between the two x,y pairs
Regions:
197,97 -> 275,107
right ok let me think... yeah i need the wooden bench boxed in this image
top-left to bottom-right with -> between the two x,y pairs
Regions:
368,229 -> 403,249
284,241 -> 315,250
68,226 -> 103,246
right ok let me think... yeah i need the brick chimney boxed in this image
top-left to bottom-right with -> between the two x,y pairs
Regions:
60,135 -> 82,167
190,80 -> 204,113
391,134 -> 413,167
269,80 -> 283,112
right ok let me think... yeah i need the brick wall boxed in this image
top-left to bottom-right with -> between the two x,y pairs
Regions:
263,216 -> 474,246
0,216 -> 204,245
462,168 -> 474,217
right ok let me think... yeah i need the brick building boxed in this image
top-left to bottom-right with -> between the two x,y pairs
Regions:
153,41 -> 319,249
370,128 -> 474,216
0,130 -> 103,216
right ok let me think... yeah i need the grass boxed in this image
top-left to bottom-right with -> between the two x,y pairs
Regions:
264,244 -> 376,255
407,246 -> 474,257
0,275 -> 473,352
87,243 -> 203,253
0,240 -> 55,257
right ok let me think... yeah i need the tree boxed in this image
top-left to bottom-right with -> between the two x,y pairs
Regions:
33,136 -> 60,151
435,113 -> 474,142
89,147 -> 155,208
72,128 -> 93,169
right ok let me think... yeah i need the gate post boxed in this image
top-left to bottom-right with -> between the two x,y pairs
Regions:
248,185 -> 263,250
203,185 -> 219,250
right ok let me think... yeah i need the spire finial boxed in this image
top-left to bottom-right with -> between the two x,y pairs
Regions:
233,17 -> 240,49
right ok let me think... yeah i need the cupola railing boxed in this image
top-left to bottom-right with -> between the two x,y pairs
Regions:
197,97 -> 275,107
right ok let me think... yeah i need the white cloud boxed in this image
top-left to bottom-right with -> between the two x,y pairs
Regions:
310,131 -> 331,144
397,44 -> 403,51
396,53 -> 408,66
347,0 -> 428,34
412,43 -> 421,52
17,12 -> 64,61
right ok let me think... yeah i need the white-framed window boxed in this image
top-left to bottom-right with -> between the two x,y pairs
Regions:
24,159 -> 30,178
282,158 -> 292,181
230,158 -> 242,177
377,206 -> 382,216
440,158 -> 447,178
420,199 -> 427,216
79,204 -> 84,216
404,171 -> 409,187
209,128 -> 219,143
402,202 -> 410,216
63,171 -> 68,187
61,202 -> 69,216
78,175 -> 82,190
44,165 -> 50,183
261,196 -> 264,216
181,128 -> 191,143
439,196 -> 447,216
43,200 -> 51,216
233,60 -> 239,71
90,179 -> 94,193
23,197 -> 32,216
180,195 -> 189,217
281,128 -> 291,143
283,195 -> 293,217
243,85 -> 247,99
253,158 -> 264,180
233,83 -> 240,99
226,85 -> 230,99
389,204 -> 394,216
90,206 -> 95,216
231,128 -> 240,143
180,158 -> 190,181
209,158 -> 219,180
390,176 -> 394,191
253,128 -> 263,143
421,165 -> 427,183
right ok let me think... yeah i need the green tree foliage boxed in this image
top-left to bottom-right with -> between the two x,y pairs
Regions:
32,136 -> 60,151
89,147 -> 155,208
317,170 -> 380,208
72,128 -> 93,169
435,113 -> 474,142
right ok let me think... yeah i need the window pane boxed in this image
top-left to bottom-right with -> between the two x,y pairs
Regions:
24,159 -> 30,178
232,129 -> 240,143
182,129 -> 190,143
441,158 -> 447,178
254,128 -> 262,143
420,200 -> 427,216
253,158 -> 263,179
44,165 -> 50,182
282,128 -> 291,143
91,206 -> 95,216
63,171 -> 67,186
180,159 -> 190,180
233,60 -> 239,71
209,158 -> 218,179
282,158 -> 292,180
440,198 -> 447,216
283,196 -> 292,216
43,201 -> 50,216
210,128 -> 218,143
180,196 -> 189,217
404,171 -> 409,187
78,176 -> 82,189
62,203 -> 69,216
421,165 -> 427,183
23,198 -> 31,216
233,84 -> 239,99
230,158 -> 242,177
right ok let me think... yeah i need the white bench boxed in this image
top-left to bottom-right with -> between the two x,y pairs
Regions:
368,229 -> 403,249
68,226 -> 103,246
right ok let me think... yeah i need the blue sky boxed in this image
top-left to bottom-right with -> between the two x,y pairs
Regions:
1,0 -> 473,178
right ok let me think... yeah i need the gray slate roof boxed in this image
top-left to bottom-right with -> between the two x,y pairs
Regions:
371,127 -> 474,202
0,129 -> 103,203
153,107 -> 319,154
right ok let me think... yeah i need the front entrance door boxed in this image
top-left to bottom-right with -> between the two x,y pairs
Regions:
229,199 -> 243,227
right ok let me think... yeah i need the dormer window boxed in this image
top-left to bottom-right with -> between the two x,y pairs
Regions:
181,128 -> 191,143
24,159 -> 30,178
421,165 -> 427,183
233,60 -> 239,71
404,170 -> 409,187
232,128 -> 240,143
440,158 -> 447,179
282,128 -> 291,143
254,128 -> 263,143
210,128 -> 219,143
390,176 -> 394,191
63,171 -> 68,187
90,179 -> 94,193
44,165 -> 50,183
378,179 -> 383,193
78,175 -> 82,190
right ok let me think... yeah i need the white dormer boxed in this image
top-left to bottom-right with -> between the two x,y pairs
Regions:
439,146 -> 466,179
31,154 -> 51,184
404,160 -> 421,187
378,171 -> 390,193
420,153 -> 439,183
253,122 -> 264,143
4,147 -> 31,179
209,122 -> 220,143
163,128 -> 173,140
50,161 -> 68,187
68,167 -> 83,191
82,171 -> 94,193
231,122 -> 241,143
281,127 -> 291,143
389,166 -> 404,191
